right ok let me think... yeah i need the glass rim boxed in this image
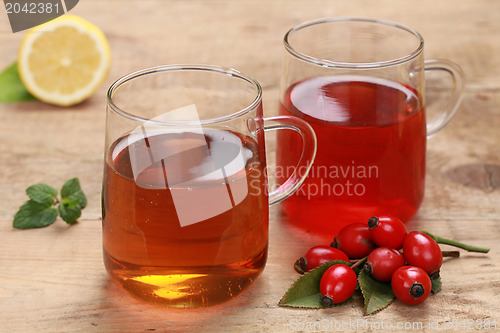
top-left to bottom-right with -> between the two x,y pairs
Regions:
284,17 -> 425,69
107,64 -> 263,125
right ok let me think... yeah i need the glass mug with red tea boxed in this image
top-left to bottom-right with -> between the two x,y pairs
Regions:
276,18 -> 465,234
102,65 -> 316,308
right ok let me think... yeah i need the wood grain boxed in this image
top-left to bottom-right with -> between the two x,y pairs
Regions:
1,1 -> 499,332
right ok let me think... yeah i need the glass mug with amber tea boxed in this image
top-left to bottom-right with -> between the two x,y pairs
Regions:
102,65 -> 316,308
276,18 -> 465,234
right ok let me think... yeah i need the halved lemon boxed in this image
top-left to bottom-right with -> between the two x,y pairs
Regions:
18,15 -> 111,106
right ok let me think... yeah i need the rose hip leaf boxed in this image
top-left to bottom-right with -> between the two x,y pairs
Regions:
283,292 -> 354,308
431,276 -> 442,294
13,200 -> 58,229
278,260 -> 351,308
26,183 -> 58,206
61,178 -> 87,208
282,293 -> 323,307
58,198 -> 82,224
358,269 -> 395,315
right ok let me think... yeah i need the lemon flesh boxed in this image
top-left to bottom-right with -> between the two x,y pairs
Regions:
18,15 -> 111,106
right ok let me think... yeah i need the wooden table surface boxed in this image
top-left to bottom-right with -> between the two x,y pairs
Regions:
1,1 -> 500,332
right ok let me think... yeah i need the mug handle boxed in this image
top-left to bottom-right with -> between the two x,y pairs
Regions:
424,59 -> 466,138
262,116 -> 317,205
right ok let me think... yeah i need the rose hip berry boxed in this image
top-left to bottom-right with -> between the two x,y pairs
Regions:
320,264 -> 357,306
294,246 -> 349,274
391,266 -> 432,305
403,231 -> 443,276
331,223 -> 376,259
368,216 -> 408,249
363,247 -> 405,282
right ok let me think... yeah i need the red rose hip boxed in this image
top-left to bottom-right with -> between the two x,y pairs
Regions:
294,246 -> 349,274
331,223 -> 376,259
364,247 -> 405,282
403,231 -> 443,276
391,266 -> 432,305
367,216 -> 408,249
320,264 -> 357,305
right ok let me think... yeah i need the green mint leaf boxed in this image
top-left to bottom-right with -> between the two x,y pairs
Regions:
279,260 -> 352,308
0,62 -> 36,103
26,183 -> 58,206
431,276 -> 442,294
358,269 -> 395,316
58,198 -> 82,224
13,200 -> 58,229
60,178 -> 87,208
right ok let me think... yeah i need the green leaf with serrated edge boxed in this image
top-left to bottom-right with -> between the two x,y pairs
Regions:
60,178 -> 80,198
26,183 -> 58,206
13,200 -> 58,229
61,178 -> 87,208
278,260 -> 351,308
358,269 -> 395,316
284,293 -> 323,307
58,198 -> 81,224
284,293 -> 354,308
69,190 -> 87,208
0,62 -> 36,102
431,277 -> 442,294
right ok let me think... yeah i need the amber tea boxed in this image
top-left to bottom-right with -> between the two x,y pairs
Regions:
103,64 -> 316,308
102,129 -> 268,308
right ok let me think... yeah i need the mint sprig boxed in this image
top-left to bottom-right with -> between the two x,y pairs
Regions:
26,183 -> 58,206
13,201 -> 59,229
58,198 -> 82,224
61,178 -> 87,208
13,178 -> 87,229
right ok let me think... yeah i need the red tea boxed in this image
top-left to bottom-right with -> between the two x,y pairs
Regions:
102,129 -> 268,308
277,76 -> 426,235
